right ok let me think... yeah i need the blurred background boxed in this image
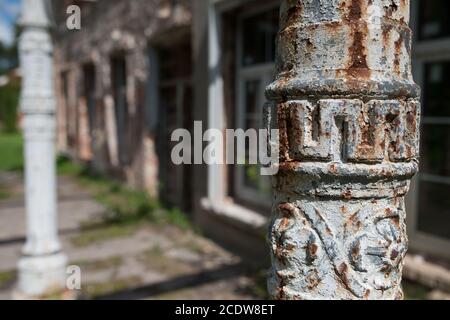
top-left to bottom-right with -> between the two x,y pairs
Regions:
0,0 -> 448,300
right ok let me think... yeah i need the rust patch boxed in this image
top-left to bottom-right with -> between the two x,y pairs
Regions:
278,103 -> 290,161
406,110 -> 416,131
279,161 -> 300,172
385,0 -> 399,18
382,23 -> 393,44
279,217 -> 290,230
284,3 -> 303,28
351,243 -> 361,262
338,262 -> 350,287
390,249 -> 399,261
348,210 -> 360,223
348,29 -> 370,78
393,35 -> 403,76
307,242 -> 318,263
392,216 -> 400,228
306,270 -> 321,289
275,271 -> 293,300
302,38 -> 314,52
329,163 -> 338,174
285,243 -> 296,252
346,0 -> 370,79
279,202 -> 296,217
343,190 -> 353,200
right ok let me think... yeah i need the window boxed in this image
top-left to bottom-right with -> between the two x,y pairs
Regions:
153,40 -> 193,213
418,1 -> 450,40
241,8 -> 278,67
111,55 -> 129,166
235,6 -> 278,206
409,0 -> 450,257
83,63 -> 96,136
417,61 -> 450,240
61,71 -> 77,149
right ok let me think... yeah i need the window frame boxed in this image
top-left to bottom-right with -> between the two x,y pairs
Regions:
233,4 -> 278,208
407,0 -> 450,259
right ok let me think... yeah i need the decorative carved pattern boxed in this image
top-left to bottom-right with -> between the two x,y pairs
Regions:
269,199 -> 407,300
276,99 -> 420,163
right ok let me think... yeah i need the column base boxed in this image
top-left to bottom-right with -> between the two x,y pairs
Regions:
14,252 -> 68,299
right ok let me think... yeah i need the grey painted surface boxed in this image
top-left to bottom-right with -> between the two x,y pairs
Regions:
266,0 -> 420,300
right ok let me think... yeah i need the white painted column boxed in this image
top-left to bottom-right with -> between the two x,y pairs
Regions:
16,0 -> 67,298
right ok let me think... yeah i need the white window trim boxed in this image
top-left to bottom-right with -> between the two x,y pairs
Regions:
207,0 -> 262,203
234,66 -> 274,207
234,5 -> 277,207
407,0 -> 450,259
207,0 -> 227,202
204,0 -> 274,228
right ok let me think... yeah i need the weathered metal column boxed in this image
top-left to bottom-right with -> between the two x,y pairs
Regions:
266,0 -> 420,300
16,0 -> 67,298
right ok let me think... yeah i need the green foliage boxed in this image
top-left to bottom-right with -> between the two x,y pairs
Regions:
0,270 -> 15,289
71,256 -> 123,271
57,155 -> 83,176
0,185 -> 11,200
166,207 -> 191,231
57,156 -> 192,231
84,276 -> 142,299
0,81 -> 20,133
0,37 -> 19,75
0,132 -> 23,172
70,224 -> 139,247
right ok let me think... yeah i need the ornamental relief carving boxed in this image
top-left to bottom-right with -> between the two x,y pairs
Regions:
273,99 -> 420,164
269,199 -> 407,300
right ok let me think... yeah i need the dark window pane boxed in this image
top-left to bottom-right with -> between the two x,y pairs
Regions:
244,79 -> 260,130
242,8 -> 279,66
418,181 -> 450,240
423,61 -> 450,118
242,79 -> 270,195
111,56 -> 129,165
83,64 -> 96,135
420,124 -> 450,177
417,59 -> 450,241
243,163 -> 271,194
419,0 -> 450,40
158,42 -> 191,82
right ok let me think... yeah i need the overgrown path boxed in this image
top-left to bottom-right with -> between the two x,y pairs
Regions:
0,169 -> 266,300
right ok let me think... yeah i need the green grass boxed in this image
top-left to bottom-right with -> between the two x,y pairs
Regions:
71,256 -> 124,271
136,245 -> 193,276
83,276 -> 142,299
0,270 -> 15,289
0,132 -> 23,172
0,185 -> 11,199
57,155 -> 192,232
70,224 -> 140,247
0,81 -> 20,133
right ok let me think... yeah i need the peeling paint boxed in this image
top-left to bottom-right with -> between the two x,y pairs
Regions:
267,0 -> 420,300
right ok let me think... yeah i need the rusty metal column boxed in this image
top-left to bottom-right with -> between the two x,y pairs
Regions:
16,0 -> 67,298
266,0 -> 420,300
